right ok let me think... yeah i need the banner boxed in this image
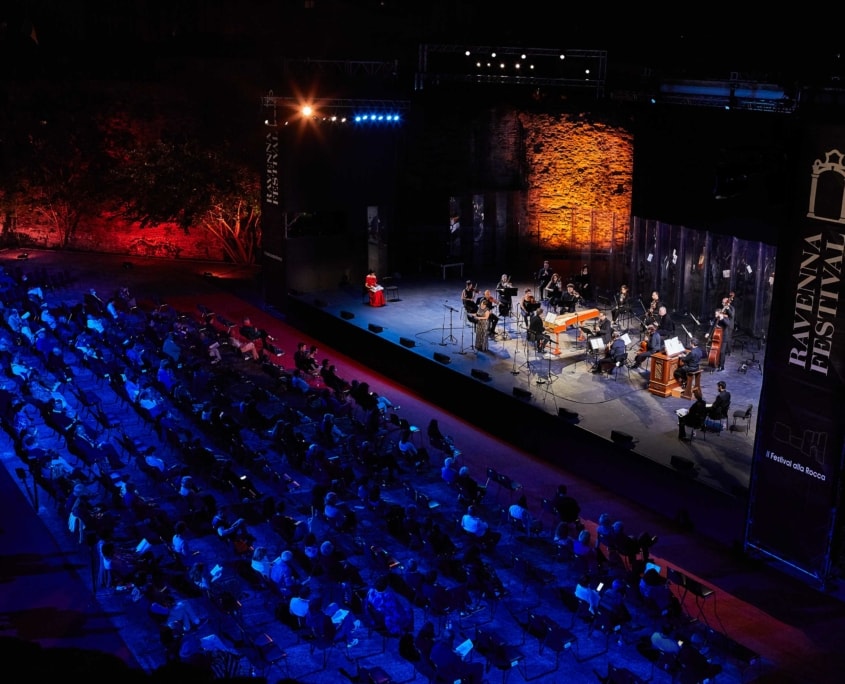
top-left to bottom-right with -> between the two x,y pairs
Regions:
746,127 -> 845,584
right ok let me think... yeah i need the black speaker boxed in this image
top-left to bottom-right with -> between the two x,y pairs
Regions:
512,387 -> 532,400
399,337 -> 416,348
314,299 -> 328,308
558,408 -> 579,421
340,310 -> 355,320
610,430 -> 635,447
671,455 -> 699,476
471,369 -> 491,381
368,323 -> 384,333
433,352 -> 451,364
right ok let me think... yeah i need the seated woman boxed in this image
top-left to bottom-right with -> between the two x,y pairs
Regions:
365,270 -> 386,307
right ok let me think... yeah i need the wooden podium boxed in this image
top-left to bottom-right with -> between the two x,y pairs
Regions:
648,352 -> 682,397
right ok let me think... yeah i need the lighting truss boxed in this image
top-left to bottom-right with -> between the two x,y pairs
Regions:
261,94 -> 411,127
415,44 -> 607,97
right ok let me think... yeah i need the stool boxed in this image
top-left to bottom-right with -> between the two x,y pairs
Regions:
681,369 -> 703,400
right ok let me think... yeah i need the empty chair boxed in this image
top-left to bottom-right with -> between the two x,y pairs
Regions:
731,404 -> 754,434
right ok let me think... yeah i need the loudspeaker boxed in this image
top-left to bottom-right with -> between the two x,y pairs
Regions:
671,455 -> 699,476
471,369 -> 491,381
340,310 -> 355,320
399,337 -> 416,348
610,430 -> 635,447
512,387 -> 532,400
433,352 -> 451,364
314,299 -> 328,308
558,408 -> 579,421
368,323 -> 384,333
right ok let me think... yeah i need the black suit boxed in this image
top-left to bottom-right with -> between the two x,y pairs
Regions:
709,389 -> 731,421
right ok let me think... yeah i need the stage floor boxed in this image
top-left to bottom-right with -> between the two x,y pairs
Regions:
295,271 -> 763,502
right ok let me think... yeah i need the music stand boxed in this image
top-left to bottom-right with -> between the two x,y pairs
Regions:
441,303 -> 458,345
586,335 -> 605,369
462,314 -> 479,354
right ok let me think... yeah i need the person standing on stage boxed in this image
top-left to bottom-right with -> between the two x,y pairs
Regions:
656,305 -> 675,337
495,273 -> 514,318
477,289 -> 499,336
545,272 -> 563,312
611,284 -> 630,327
474,298 -> 492,351
536,260 -> 553,302
573,265 -> 591,305
706,306 -> 731,371
461,280 -> 478,313
519,288 -> 540,329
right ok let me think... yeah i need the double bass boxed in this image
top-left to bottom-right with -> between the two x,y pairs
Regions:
707,313 -> 725,367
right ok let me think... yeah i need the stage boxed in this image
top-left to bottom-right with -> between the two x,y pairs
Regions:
287,271 -> 764,542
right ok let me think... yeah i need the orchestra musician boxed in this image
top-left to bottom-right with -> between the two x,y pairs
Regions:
719,295 -> 735,354
527,306 -> 551,354
705,304 -> 731,371
536,260 -> 553,301
611,284 -> 631,327
631,323 -> 662,370
655,305 -> 675,336
495,273 -> 514,318
519,288 -> 540,329
594,311 -> 613,345
559,282 -> 580,314
642,291 -> 663,330
673,338 -> 704,388
365,270 -> 386,307
461,280 -> 479,313
545,273 -> 563,312
591,330 -> 627,374
476,289 -> 500,337
573,265 -> 591,305
474,297 -> 492,352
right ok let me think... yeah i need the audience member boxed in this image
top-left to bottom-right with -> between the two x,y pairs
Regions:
366,573 -> 412,636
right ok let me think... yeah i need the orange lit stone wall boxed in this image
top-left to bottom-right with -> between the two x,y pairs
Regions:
517,111 -> 633,252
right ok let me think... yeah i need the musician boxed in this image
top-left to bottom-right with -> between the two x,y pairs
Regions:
474,297 -> 492,352
673,338 -> 704,388
461,280 -> 479,313
573,265 -> 591,304
365,270 -> 386,307
631,324 -> 662,370
706,307 -> 731,371
591,330 -> 627,374
611,284 -> 631,326
655,305 -> 675,336
477,289 -> 499,336
495,273 -> 514,317
678,388 -> 708,441
545,273 -> 563,312
518,288 -> 540,329
642,291 -> 663,329
559,283 -> 580,314
527,306 -> 551,353
536,260 -> 553,301
719,295 -> 735,354
595,311 -> 613,345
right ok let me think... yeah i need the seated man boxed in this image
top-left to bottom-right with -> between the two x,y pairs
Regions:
527,307 -> 552,353
591,330 -> 627,374
429,630 -> 485,684
460,505 -> 501,548
678,388 -> 708,441
673,338 -> 704,388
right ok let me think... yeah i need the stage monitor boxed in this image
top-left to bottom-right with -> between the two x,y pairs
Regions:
664,336 -> 685,356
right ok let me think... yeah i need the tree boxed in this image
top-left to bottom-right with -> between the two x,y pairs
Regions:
114,137 -> 262,264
